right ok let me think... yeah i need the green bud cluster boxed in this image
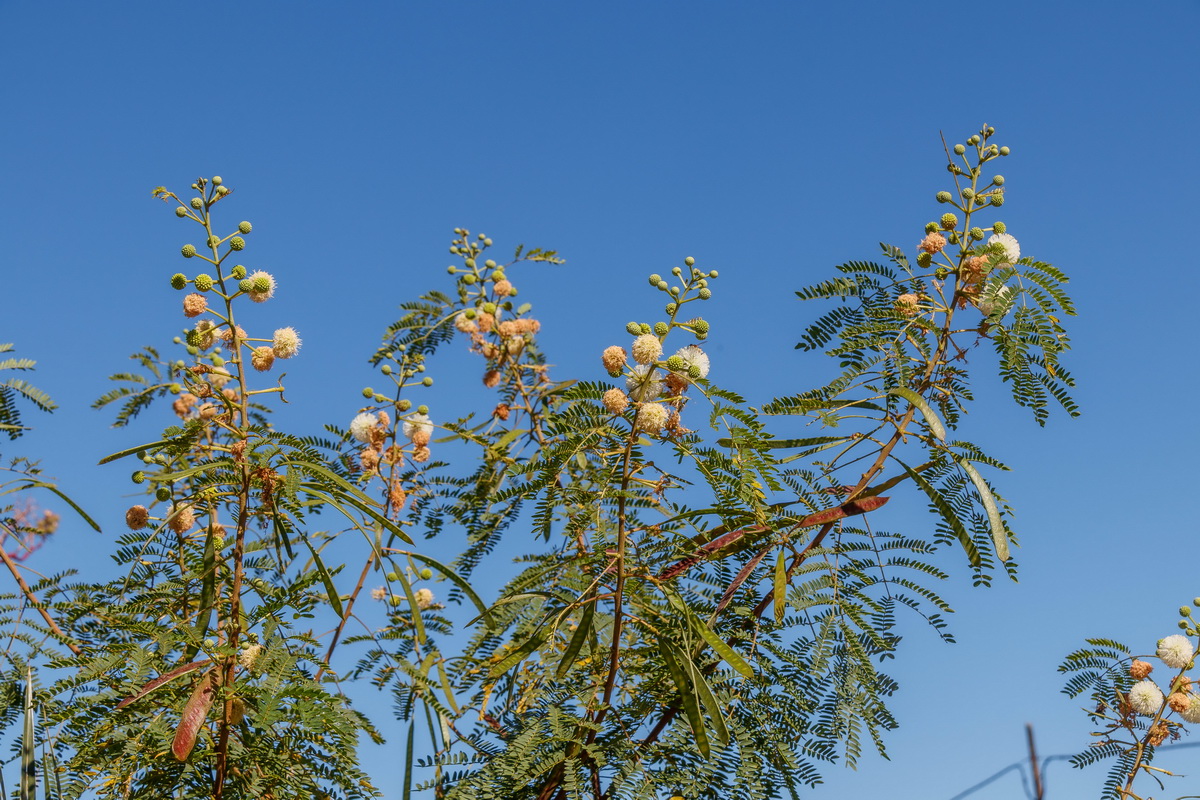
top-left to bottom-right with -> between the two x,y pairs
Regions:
992,175 -> 1005,186
176,206 -> 188,218
207,235 -> 221,249
238,221 -> 252,234
969,227 -> 984,241
421,377 -> 433,387
482,302 -> 496,314
484,259 -> 496,269
626,322 -> 641,335
398,399 -> 413,412
381,364 -> 392,375
132,471 -> 146,484
916,252 -> 933,268
708,270 -> 718,278
238,278 -> 253,293
362,387 -> 374,398
231,264 -> 247,279
999,146 -> 1010,156
190,197 -> 204,209
924,222 -> 939,234
993,221 -> 1007,234
649,273 -> 662,286
417,404 -> 429,415
684,256 -> 695,267
229,236 -> 246,251
936,191 -> 952,203
185,329 -> 201,346
665,302 -> 677,315
155,487 -> 172,502
653,321 -> 669,336
990,194 -> 1004,207
960,188 -> 975,200
934,266 -> 949,280
171,273 -> 188,290
688,365 -> 702,379
463,274 -> 477,284
181,244 -> 197,258
251,275 -> 271,293
698,288 -> 712,300
194,274 -> 214,292
691,319 -> 710,336
666,355 -> 686,371
639,323 -> 652,335
940,213 -> 958,230
953,144 -> 966,156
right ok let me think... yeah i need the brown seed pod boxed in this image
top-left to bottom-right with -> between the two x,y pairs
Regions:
171,670 -> 218,761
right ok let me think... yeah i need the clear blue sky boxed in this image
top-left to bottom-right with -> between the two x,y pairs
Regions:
3,2 -> 1198,797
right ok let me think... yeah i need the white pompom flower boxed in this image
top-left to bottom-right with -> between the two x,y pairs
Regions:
626,365 -> 663,401
1179,694 -> 1200,724
402,413 -> 433,441
674,345 -> 710,379
1157,634 -> 1195,669
987,232 -> 1020,264
1128,679 -> 1165,716
349,412 -> 376,443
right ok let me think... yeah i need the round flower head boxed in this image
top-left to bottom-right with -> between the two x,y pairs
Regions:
454,312 -> 479,334
216,324 -> 247,345
402,413 -> 433,441
918,232 -> 947,255
193,319 -> 218,350
247,270 -> 276,303
1158,635 -> 1195,669
410,429 -> 432,448
371,586 -> 387,601
1131,658 -> 1155,680
1169,692 -> 1191,713
359,448 -> 380,471
272,327 -> 302,359
415,588 -> 435,610
1129,679 -> 1165,716
635,402 -> 669,435
169,504 -> 196,534
250,346 -> 275,372
1180,694 -> 1200,724
476,311 -> 495,333
626,365 -> 664,401
238,643 -> 263,671
493,279 -> 513,297
895,293 -> 920,317
349,412 -> 377,443
602,388 -> 630,414
183,293 -> 208,318
673,345 -> 710,379
412,445 -> 431,463
125,505 -> 150,530
483,370 -> 501,388
631,334 -> 663,365
987,232 -> 1020,264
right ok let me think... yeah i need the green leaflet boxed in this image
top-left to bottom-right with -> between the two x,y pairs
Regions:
20,669 -> 33,800
957,457 -> 1010,561
900,459 -> 981,567
887,387 -> 946,442
97,438 -> 171,465
300,534 -> 344,620
672,640 -> 731,747
489,624 -> 554,679
15,480 -> 100,532
658,638 -> 711,759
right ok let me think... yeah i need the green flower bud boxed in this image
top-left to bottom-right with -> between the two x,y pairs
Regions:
992,175 -> 1005,186
934,266 -> 949,280
968,135 -> 980,145
940,213 -> 957,230
185,329 -> 201,346
985,127 -> 995,137
483,238 -> 493,246
999,146 -> 1010,156
482,302 -> 496,314
231,264 -> 247,279
155,487 -> 171,502
380,364 -> 392,376
362,387 -> 374,398
649,273 -> 662,286
204,236 -> 218,250
181,244 -> 197,258
916,252 -> 933,268
653,321 -> 669,336
936,190 -> 952,203
464,258 -> 476,269
212,176 -> 223,186
463,274 -> 477,284
948,232 -> 961,245
373,393 -> 387,403
421,377 -> 433,387
447,265 -> 457,274
168,383 -> 182,393
448,246 -> 458,254
175,206 -> 188,217
172,336 -> 182,345
993,221 -> 1006,234
688,365 -> 702,379
417,404 -> 429,415
1181,606 -> 1193,617
626,322 -> 641,335
656,280 -> 669,291
639,323 -> 652,335
211,355 -> 225,367
215,186 -> 229,196
171,273 -> 188,290
990,194 -> 1005,207
960,188 -> 975,201
684,256 -> 695,267
397,398 -> 413,411
1181,619 -> 1191,630
419,567 -> 433,580
666,355 -> 686,371
491,270 -> 505,281
671,266 -> 682,276
186,345 -> 199,356
386,571 -> 400,581
132,471 -> 145,484
665,302 -> 677,315
190,197 -> 204,209
698,288 -> 712,300
708,270 -> 718,278
194,274 -> 214,291
969,227 -> 984,240
390,595 -> 403,606
484,259 -> 496,269
234,221 -> 251,235
251,275 -> 271,293
924,222 -> 939,234
692,319 -> 710,335
229,236 -> 246,251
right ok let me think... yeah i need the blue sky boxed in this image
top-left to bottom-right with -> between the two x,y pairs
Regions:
2,2 -> 1198,797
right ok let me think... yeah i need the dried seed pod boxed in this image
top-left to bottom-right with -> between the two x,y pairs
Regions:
172,670 -> 218,761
